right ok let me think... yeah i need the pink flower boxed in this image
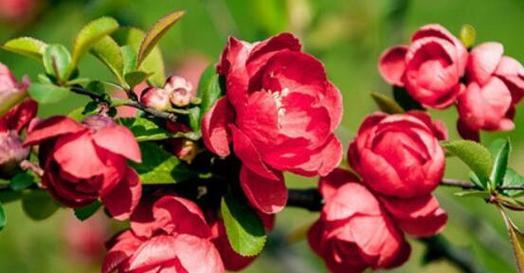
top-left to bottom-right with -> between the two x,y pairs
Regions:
202,33 -> 343,214
103,196 -> 224,273
379,24 -> 467,109
24,115 -> 141,220
348,111 -> 446,198
164,76 -> 194,107
0,0 -> 37,23
140,87 -> 171,111
457,42 -> 524,140
308,170 -> 411,273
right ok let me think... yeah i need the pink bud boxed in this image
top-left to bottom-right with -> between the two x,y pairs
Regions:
140,87 -> 171,111
0,130 -> 29,178
164,76 -> 193,107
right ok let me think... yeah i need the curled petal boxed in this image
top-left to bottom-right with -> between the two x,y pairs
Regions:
92,125 -> 141,162
319,168 -> 360,201
153,196 -> 211,239
24,116 -> 86,146
467,42 -> 504,85
202,97 -> 234,157
240,166 -> 286,214
101,168 -> 142,220
378,46 -> 408,86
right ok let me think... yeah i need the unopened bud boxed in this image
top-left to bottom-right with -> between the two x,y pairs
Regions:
0,131 -> 29,178
83,115 -> 115,131
164,76 -> 193,107
173,139 -> 199,164
140,87 -> 171,111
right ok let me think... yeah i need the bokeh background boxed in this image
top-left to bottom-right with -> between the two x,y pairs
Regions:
0,0 -> 523,272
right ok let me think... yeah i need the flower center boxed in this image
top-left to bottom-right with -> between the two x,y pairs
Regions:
268,88 -> 289,127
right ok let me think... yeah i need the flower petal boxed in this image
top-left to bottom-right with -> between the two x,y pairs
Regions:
92,125 -> 141,162
101,168 -> 142,220
24,116 -> 86,146
240,166 -> 286,214
467,42 -> 504,85
202,97 -> 234,157
378,46 -> 408,86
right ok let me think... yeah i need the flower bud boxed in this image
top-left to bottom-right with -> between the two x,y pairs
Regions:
0,63 -> 29,116
164,75 -> 193,107
140,87 -> 171,111
82,114 -> 115,131
0,130 -> 29,178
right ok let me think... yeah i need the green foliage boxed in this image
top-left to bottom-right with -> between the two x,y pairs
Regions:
442,140 -> 493,188
90,36 -> 125,83
120,117 -> 170,142
392,86 -> 424,111
503,169 -> 524,197
198,65 -> 223,117
499,208 -> 524,273
42,44 -> 72,82
9,173 -> 35,191
0,203 -> 5,231
220,193 -> 267,257
1,37 -> 48,61
370,92 -> 404,114
490,139 -> 511,188
21,190 -> 60,221
137,10 -> 185,67
74,201 -> 101,221
124,71 -> 150,88
130,142 -> 194,184
28,83 -> 70,104
71,17 -> 119,67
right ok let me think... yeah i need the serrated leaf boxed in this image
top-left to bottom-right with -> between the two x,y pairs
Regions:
22,190 -> 60,221
71,17 -> 119,66
113,28 -> 165,86
499,208 -> 524,272
42,44 -> 72,81
221,193 -> 266,257
503,168 -> 524,197
137,11 -> 185,67
442,140 -> 493,188
125,71 -> 150,88
460,24 -> 476,48
198,66 -> 223,119
74,201 -> 101,221
393,86 -> 424,111
120,117 -> 170,142
490,139 -> 511,188
90,36 -> 124,82
130,142 -> 193,184
2,37 -> 48,61
9,172 -> 35,191
28,83 -> 70,104
371,92 -> 404,114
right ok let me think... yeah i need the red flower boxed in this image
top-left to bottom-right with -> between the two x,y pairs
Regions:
457,42 -> 524,140
24,115 -> 141,220
209,213 -> 274,271
202,33 -> 343,214
348,111 -> 446,198
308,170 -> 411,273
103,196 -> 224,273
379,24 -> 467,109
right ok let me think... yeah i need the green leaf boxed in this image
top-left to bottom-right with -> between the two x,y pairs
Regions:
137,10 -> 185,67
9,172 -> 35,191
42,44 -> 72,81
460,24 -> 476,48
74,201 -> 101,221
490,138 -> 511,188
22,190 -> 60,221
392,86 -> 424,111
0,90 -> 27,116
125,71 -> 150,88
198,66 -> 223,118
503,168 -> 524,197
90,36 -> 124,82
0,202 -> 5,231
71,17 -> 119,66
469,172 -> 485,189
2,37 -> 48,61
120,117 -> 170,142
28,83 -> 70,104
499,208 -> 524,272
221,193 -> 266,257
120,45 -> 137,75
68,101 -> 99,121
188,107 -> 201,132
130,142 -> 193,184
442,140 -> 493,188
370,92 -> 404,114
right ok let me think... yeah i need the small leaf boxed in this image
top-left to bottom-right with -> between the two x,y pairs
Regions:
370,92 -> 404,114
188,107 -> 201,132
499,208 -> 524,272
469,172 -> 485,189
22,190 -> 60,221
90,36 -> 124,82
120,45 -> 137,75
68,101 -> 99,121
442,140 -> 493,188
74,201 -> 101,221
137,11 -> 185,67
503,168 -> 524,197
71,17 -> 119,66
2,37 -> 48,61
42,44 -> 72,81
0,90 -> 27,116
9,172 -> 35,191
0,202 -> 5,231
130,142 -> 194,184
120,117 -> 170,142
454,190 -> 489,198
490,138 -> 511,188
28,83 -> 70,104
392,86 -> 424,111
460,24 -> 476,48
198,66 -> 223,118
125,71 -> 150,88
221,193 -> 267,256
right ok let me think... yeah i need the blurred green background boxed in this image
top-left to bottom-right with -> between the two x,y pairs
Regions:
1,0 -> 524,272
